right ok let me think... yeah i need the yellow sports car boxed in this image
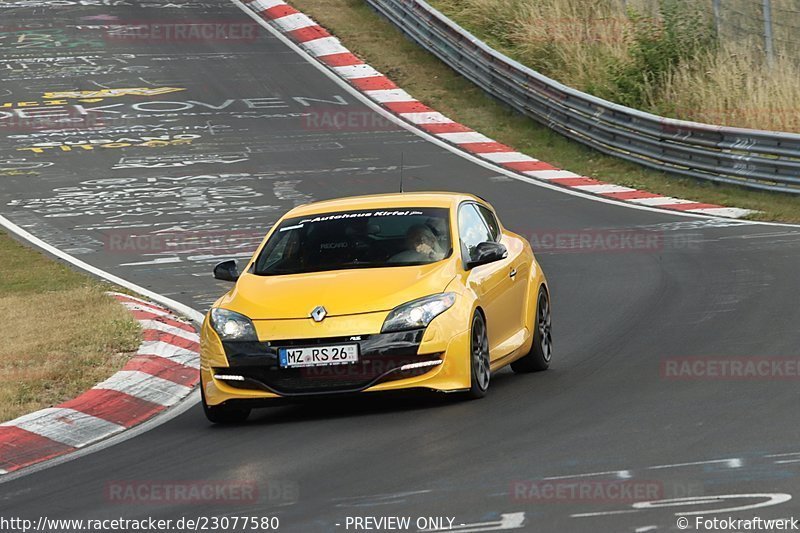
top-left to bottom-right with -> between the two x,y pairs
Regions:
200,192 -> 551,423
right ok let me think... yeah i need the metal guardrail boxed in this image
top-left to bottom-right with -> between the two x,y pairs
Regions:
365,0 -> 800,193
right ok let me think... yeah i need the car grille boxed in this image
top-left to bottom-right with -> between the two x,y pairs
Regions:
220,329 -> 436,395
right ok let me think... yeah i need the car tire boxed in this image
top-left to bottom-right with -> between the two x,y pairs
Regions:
511,286 -> 552,373
466,311 -> 491,399
201,386 -> 251,424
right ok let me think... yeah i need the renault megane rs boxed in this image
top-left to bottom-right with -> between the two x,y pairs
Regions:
200,192 -> 551,423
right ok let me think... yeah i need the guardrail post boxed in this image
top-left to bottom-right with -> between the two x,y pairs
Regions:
712,0 -> 721,37
763,0 -> 775,66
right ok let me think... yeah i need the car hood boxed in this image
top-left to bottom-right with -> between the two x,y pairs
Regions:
217,259 -> 458,319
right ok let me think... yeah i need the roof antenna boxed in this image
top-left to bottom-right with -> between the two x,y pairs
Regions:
399,152 -> 405,193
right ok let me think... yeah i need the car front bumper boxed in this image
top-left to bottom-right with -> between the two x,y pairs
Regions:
200,311 -> 473,406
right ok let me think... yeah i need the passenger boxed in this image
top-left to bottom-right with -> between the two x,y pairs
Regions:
389,224 -> 445,263
425,216 -> 449,252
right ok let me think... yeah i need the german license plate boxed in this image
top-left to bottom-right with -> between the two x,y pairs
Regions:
278,344 -> 359,368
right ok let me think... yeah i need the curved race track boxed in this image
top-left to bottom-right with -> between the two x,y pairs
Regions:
1,1 -> 800,531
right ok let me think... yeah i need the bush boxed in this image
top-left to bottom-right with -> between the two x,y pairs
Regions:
610,0 -> 716,108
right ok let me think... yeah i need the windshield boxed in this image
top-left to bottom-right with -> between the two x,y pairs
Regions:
253,207 -> 452,275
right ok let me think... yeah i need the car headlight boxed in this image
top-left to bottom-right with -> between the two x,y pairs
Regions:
381,293 -> 456,333
210,308 -> 258,341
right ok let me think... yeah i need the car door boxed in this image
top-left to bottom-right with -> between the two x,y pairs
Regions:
474,204 -> 529,342
458,202 -> 517,358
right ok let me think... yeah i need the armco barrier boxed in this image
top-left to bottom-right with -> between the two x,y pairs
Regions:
365,0 -> 800,194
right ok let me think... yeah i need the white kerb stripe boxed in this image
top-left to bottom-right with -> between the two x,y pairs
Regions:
480,151 -> 538,163
119,301 -> 173,318
302,37 -> 348,57
333,64 -> 382,79
138,320 -> 199,343
272,13 -> 316,31
2,408 -> 125,448
688,207 -> 754,218
364,89 -> 415,103
629,196 -> 694,206
94,371 -> 193,407
137,340 -> 199,368
399,112 -> 454,125
523,170 -> 581,180
107,291 -> 156,307
437,131 -> 493,144
573,184 -> 637,194
249,0 -> 285,11
110,293 -> 174,315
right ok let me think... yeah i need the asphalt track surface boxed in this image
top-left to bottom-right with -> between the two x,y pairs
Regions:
1,1 -> 800,531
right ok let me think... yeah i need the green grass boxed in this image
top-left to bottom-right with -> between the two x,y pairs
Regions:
0,230 -> 141,422
288,0 -> 800,223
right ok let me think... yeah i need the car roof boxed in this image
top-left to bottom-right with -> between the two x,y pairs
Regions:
284,191 -> 487,218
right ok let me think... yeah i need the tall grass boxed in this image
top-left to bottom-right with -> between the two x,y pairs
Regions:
651,44 -> 800,132
432,0 -> 800,132
436,0 -> 635,96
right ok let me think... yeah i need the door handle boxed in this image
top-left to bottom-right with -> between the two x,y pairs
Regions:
509,268 -> 517,279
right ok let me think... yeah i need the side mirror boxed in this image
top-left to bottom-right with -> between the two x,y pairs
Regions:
466,241 -> 507,269
213,260 -> 240,282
